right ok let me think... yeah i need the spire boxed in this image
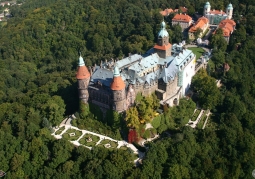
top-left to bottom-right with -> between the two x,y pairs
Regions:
113,66 -> 120,77
158,20 -> 169,37
78,53 -> 85,66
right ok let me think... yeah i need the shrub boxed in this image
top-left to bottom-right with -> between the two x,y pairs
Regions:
143,130 -> 151,139
151,115 -> 161,129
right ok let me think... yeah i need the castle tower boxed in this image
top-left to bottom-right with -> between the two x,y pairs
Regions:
76,55 -> 91,103
154,21 -> 172,58
111,66 -> 126,112
204,2 -> 211,16
226,3 -> 233,19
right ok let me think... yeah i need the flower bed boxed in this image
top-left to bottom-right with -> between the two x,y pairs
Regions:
62,129 -> 82,141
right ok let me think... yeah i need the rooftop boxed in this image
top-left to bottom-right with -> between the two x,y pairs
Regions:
172,14 -> 192,23
189,17 -> 209,33
218,19 -> 236,37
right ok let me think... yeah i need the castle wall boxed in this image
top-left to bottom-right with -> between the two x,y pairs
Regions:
88,86 -> 111,109
181,56 -> 196,96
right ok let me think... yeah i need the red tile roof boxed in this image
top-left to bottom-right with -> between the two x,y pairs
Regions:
189,17 -> 208,33
154,43 -> 172,50
160,8 -> 178,16
111,76 -> 125,90
76,66 -> 90,80
172,14 -> 192,22
180,6 -> 188,13
209,10 -> 226,15
218,19 -> 236,37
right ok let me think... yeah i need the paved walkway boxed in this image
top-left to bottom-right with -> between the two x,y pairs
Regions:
202,111 -> 211,129
52,117 -> 142,160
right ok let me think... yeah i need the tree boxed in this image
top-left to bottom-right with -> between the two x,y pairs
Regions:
210,28 -> 227,52
125,107 -> 140,129
191,69 -> 221,109
171,24 -> 183,43
42,96 -> 65,126
211,50 -> 225,68
194,27 -> 203,39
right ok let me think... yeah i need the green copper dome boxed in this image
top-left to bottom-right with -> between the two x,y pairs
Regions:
204,2 -> 210,8
227,3 -> 233,10
113,66 -> 120,77
158,21 -> 169,38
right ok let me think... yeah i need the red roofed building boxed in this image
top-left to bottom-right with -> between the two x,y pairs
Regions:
189,17 -> 209,40
160,8 -> 176,16
76,55 -> 91,103
153,21 -> 172,58
172,13 -> 192,31
160,6 -> 188,16
111,66 -> 127,112
204,2 -> 233,25
217,19 -> 236,43
179,6 -> 188,13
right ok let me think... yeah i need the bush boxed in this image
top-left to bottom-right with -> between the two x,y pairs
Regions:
143,130 -> 151,139
151,115 -> 161,129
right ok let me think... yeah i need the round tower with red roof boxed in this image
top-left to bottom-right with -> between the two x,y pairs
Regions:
111,66 -> 126,112
76,55 -> 91,103
154,21 -> 172,58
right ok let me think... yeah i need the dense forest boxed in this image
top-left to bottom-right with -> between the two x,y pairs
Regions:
0,0 -> 255,178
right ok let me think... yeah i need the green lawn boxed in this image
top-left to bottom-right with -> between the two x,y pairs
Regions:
188,47 -> 205,60
79,133 -> 100,147
62,129 -> 82,141
191,109 -> 201,121
97,139 -> 118,148
197,115 -> 207,129
55,126 -> 65,135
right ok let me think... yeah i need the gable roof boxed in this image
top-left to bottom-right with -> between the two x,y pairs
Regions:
172,14 -> 192,23
218,19 -> 236,37
208,9 -> 226,15
189,17 -> 208,33
160,8 -> 178,16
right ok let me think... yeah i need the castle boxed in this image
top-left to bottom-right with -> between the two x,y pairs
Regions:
76,21 -> 196,112
204,2 -> 233,25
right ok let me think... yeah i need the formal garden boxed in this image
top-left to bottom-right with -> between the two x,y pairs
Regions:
97,139 -> 118,149
62,128 -> 83,141
78,133 -> 100,147
191,109 -> 201,121
197,113 -> 208,129
54,126 -> 65,135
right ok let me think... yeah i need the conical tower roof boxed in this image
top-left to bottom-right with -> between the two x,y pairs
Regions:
76,55 -> 91,79
158,20 -> 169,38
110,66 -> 125,90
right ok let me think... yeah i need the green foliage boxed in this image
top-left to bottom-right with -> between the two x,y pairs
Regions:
210,28 -> 227,52
1,0 -> 255,178
151,115 -> 161,129
191,69 -> 221,109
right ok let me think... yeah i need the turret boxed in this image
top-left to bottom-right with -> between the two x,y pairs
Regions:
76,55 -> 91,103
154,21 -> 172,58
226,3 -> 233,19
111,66 -> 126,112
204,2 -> 211,16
